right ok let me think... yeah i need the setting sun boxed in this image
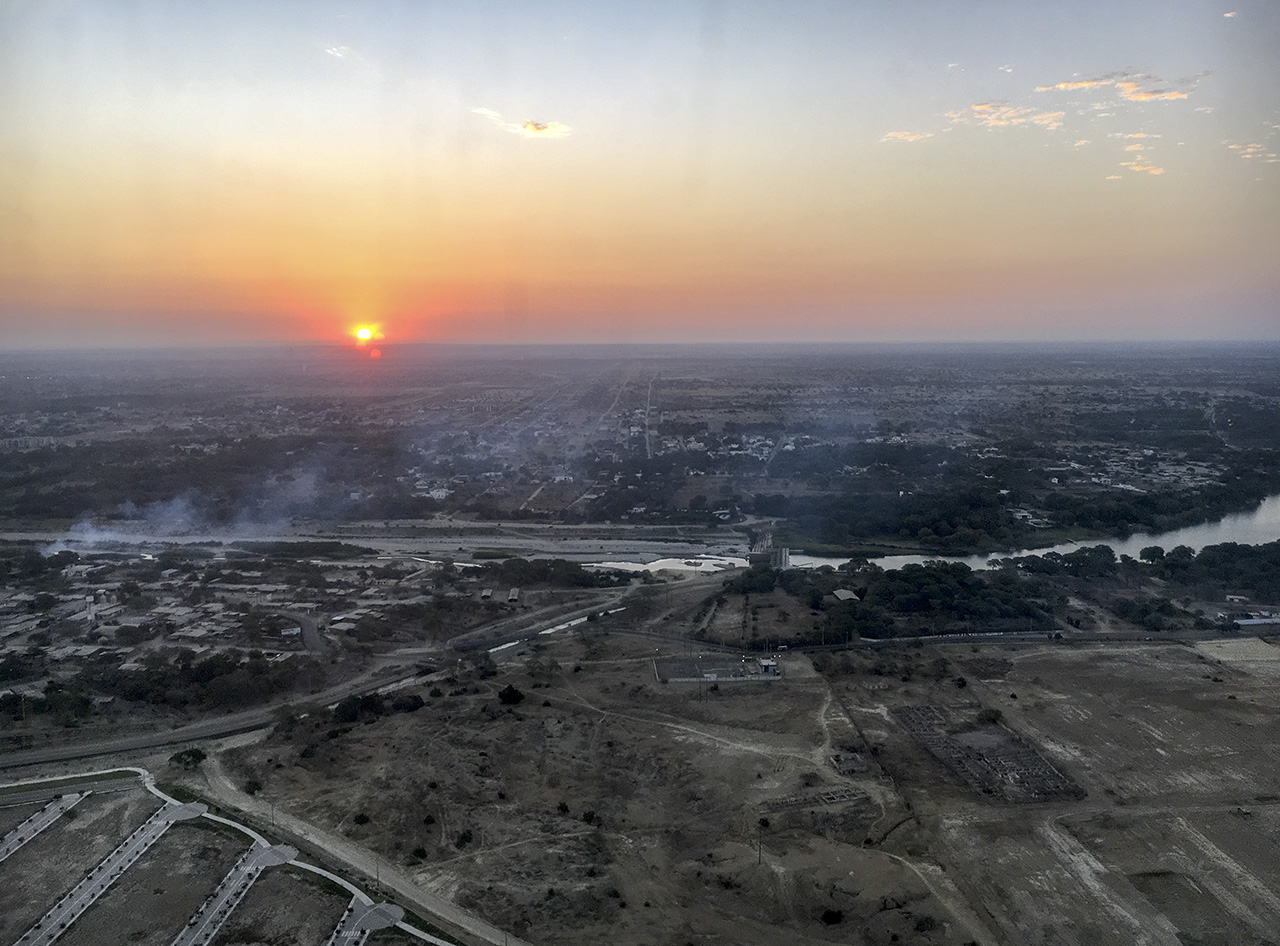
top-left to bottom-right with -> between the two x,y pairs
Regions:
354,327 -> 373,341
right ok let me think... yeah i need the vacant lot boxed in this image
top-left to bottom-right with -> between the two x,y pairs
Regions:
58,821 -> 248,946
209,865 -> 350,946
836,639 -> 1280,946
0,799 -> 41,835
0,787 -> 163,941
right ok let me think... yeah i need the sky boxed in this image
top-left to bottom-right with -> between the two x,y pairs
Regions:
1,0 -> 1277,349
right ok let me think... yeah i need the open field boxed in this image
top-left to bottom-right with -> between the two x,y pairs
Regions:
835,639 -> 1280,946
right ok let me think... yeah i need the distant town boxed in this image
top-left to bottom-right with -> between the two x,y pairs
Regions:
3,343 -> 1280,946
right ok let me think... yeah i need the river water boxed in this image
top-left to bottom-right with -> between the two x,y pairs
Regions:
789,492 -> 1280,571
15,492 -> 1280,576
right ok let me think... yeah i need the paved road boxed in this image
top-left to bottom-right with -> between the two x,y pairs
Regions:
0,792 -> 88,864
169,843 -> 295,946
0,668 -> 425,771
0,776 -> 142,807
324,899 -> 404,946
15,801 -> 205,946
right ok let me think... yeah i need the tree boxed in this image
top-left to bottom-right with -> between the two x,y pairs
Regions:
169,747 -> 206,770
498,684 -> 525,706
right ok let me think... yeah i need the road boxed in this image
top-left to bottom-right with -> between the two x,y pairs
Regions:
15,801 -> 205,946
0,667 -> 425,771
170,843 -> 296,946
644,375 -> 655,459
0,792 -> 88,864
323,900 -> 404,946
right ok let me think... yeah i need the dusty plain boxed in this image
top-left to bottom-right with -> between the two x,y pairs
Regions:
202,621 -> 1280,946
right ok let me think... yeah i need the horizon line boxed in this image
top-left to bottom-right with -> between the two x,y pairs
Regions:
5,337 -> 1280,356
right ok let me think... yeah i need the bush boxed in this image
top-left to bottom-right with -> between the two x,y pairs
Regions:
497,684 -> 525,705
169,747 -> 206,770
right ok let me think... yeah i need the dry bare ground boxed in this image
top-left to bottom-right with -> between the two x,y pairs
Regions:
209,865 -> 350,946
221,631 -> 978,946
0,787 -> 162,941
57,821 -> 248,946
0,800 -> 41,835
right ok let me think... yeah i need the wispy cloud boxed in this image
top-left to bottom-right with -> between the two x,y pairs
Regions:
1227,142 -> 1279,162
1116,80 -> 1187,102
1036,78 -> 1114,92
1035,71 -> 1204,102
1106,175 -> 1123,180
472,107 -> 572,139
324,45 -> 353,58
880,131 -> 934,142
1120,161 -> 1165,175
1124,143 -> 1146,151
1224,10 -> 1238,16
945,104 -> 1064,130
1074,140 -> 1090,147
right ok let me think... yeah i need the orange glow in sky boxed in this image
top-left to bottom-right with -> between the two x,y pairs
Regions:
1,2 -> 1277,347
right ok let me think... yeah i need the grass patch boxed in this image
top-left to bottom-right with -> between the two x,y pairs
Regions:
180,816 -> 258,845
0,770 -> 141,797
281,863 -> 353,900
397,910 -> 467,946
154,782 -> 200,804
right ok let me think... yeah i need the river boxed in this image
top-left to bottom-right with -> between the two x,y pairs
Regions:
789,492 -> 1280,571
12,492 -> 1280,575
